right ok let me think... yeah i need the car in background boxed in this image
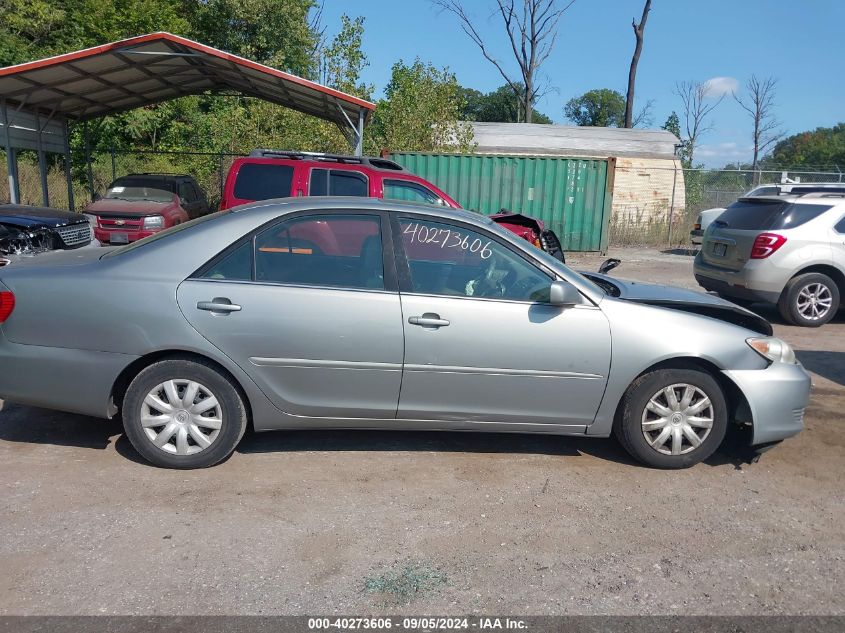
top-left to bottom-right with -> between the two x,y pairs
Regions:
85,173 -> 210,245
691,183 -> 845,245
694,191 -> 845,326
0,204 -> 94,259
0,198 -> 809,470
222,150 -> 565,261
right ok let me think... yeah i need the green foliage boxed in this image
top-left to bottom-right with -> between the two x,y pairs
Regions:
319,15 -> 373,99
564,89 -> 626,127
764,123 -> 845,169
661,111 -> 691,168
363,563 -> 448,607
369,59 -> 474,153
185,0 -> 317,73
459,84 -> 553,124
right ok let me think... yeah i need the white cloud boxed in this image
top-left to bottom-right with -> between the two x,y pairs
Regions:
702,76 -> 739,97
697,141 -> 753,167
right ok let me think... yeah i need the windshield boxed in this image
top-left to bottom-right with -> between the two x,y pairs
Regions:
484,218 -> 606,295
101,211 -> 229,258
105,185 -> 173,203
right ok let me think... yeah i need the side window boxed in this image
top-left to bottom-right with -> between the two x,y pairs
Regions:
309,169 -> 368,197
384,180 -> 446,206
254,214 -> 384,290
397,218 -> 551,302
835,216 -> 845,234
233,163 -> 295,201
202,241 -> 253,281
178,182 -> 194,202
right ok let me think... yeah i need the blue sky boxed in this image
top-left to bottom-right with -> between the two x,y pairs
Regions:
319,0 -> 844,167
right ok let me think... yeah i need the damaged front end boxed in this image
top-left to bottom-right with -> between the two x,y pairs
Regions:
0,223 -> 53,256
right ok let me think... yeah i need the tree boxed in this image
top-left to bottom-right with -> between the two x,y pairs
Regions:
564,89 -> 625,127
733,75 -> 783,170
764,123 -> 845,169
459,84 -> 553,123
432,0 -> 576,123
661,111 -> 690,166
369,59 -> 474,152
624,0 -> 651,128
674,80 -> 724,168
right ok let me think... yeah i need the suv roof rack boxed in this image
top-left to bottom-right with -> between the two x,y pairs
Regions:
121,173 -> 190,178
248,149 -> 406,172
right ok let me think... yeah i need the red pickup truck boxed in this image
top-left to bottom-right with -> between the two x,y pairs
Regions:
221,150 -> 564,261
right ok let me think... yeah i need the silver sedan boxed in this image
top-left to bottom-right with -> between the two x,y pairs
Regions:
0,198 -> 810,469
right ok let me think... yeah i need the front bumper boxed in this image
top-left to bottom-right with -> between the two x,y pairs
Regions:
93,228 -> 156,245
723,361 -> 811,445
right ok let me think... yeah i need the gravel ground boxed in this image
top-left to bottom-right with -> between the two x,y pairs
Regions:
0,247 -> 842,615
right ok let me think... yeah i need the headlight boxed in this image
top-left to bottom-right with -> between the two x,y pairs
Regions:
142,215 -> 165,230
747,337 -> 797,364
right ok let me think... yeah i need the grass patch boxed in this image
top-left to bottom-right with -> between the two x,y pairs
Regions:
363,562 -> 448,606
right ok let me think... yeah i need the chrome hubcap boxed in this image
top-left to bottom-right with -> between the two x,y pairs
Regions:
796,283 -> 832,321
140,379 -> 223,455
641,383 -> 714,456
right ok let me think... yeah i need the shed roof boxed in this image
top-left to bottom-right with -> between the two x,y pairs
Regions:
468,122 -> 680,159
0,32 -> 375,127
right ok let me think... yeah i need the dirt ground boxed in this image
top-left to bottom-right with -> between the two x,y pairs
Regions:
0,247 -> 842,615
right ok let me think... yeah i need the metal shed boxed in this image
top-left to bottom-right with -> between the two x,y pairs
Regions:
0,32 -> 376,210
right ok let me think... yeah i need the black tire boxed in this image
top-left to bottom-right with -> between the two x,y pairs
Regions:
777,272 -> 840,327
122,358 -> 248,469
614,368 -> 728,469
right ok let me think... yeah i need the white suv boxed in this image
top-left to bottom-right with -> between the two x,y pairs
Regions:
694,192 -> 845,327
690,183 -> 845,245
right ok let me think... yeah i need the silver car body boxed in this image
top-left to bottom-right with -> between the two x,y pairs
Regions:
0,198 -> 809,447
694,193 -> 845,305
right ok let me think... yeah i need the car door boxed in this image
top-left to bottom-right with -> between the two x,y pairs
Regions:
392,214 -> 611,428
177,210 -> 404,419
307,168 -> 369,197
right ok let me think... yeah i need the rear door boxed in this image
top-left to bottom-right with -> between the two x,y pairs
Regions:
307,168 -> 369,197
177,209 -> 404,419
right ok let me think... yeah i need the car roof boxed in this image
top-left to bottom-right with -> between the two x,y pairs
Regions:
115,173 -> 192,182
231,196 -> 492,225
243,149 -> 408,173
741,192 -> 845,206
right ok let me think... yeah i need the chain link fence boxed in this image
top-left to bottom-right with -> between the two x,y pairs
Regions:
609,165 -> 845,249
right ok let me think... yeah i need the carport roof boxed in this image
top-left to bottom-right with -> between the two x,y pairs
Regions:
0,32 -> 375,127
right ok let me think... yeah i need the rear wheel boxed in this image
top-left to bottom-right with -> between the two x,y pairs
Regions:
614,368 -> 728,469
778,272 -> 839,327
122,358 -> 247,469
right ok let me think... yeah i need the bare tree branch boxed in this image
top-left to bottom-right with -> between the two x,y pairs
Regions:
624,0 -> 651,128
734,75 -> 784,169
674,80 -> 725,166
432,0 -> 576,122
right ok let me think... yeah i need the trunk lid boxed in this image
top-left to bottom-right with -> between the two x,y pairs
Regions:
699,198 -> 788,271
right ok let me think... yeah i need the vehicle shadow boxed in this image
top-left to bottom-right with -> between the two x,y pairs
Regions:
0,402 -> 121,450
661,247 -> 699,257
795,350 -> 845,386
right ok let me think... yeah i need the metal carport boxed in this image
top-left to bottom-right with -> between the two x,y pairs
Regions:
0,32 -> 376,210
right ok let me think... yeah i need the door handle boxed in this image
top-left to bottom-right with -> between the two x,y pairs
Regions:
197,298 -> 241,313
408,313 -> 450,328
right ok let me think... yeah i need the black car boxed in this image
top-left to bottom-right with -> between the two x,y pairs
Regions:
0,204 -> 93,257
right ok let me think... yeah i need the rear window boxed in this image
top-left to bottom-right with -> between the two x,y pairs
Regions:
715,200 -> 832,231
233,163 -> 294,201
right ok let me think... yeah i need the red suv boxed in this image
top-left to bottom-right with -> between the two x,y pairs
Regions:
86,174 -> 210,245
222,150 -> 564,261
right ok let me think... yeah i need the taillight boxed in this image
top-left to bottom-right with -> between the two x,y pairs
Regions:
0,291 -> 15,323
750,233 -> 786,259
693,223 -> 701,230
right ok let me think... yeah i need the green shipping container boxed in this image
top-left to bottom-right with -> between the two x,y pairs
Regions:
389,152 -> 612,252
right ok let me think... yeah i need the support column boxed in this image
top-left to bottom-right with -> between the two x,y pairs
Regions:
63,119 -> 75,212
354,108 -> 365,157
84,120 -> 94,199
36,111 -> 50,206
1,99 -> 20,204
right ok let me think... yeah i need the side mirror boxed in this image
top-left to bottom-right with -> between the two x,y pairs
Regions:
549,280 -> 581,306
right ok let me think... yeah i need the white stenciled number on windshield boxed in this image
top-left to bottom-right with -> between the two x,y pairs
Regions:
403,222 -> 492,259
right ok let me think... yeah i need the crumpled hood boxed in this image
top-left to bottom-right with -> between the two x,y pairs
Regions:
85,197 -> 175,216
583,272 -> 773,336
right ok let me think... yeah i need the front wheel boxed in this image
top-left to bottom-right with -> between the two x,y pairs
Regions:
614,368 -> 728,469
778,272 -> 839,327
122,358 -> 248,469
